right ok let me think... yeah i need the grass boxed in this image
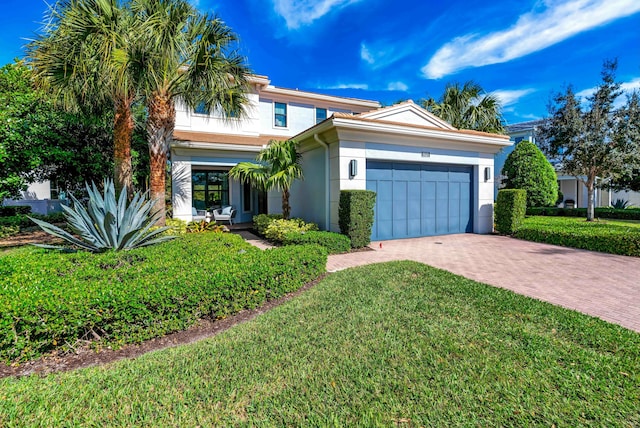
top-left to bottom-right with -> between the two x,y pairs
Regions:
1,261 -> 638,426
515,216 -> 640,256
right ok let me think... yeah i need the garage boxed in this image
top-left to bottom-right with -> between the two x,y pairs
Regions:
366,161 -> 473,240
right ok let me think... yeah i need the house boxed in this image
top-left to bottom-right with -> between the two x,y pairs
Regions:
2,181 -> 67,215
496,120 -> 640,207
171,75 -> 511,240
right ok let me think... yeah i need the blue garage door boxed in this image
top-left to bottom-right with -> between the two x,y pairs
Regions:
366,161 -> 473,241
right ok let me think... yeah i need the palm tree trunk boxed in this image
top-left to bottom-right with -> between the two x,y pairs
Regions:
282,187 -> 291,219
113,98 -> 134,197
147,92 -> 175,226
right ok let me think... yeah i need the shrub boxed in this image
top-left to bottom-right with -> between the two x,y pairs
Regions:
515,216 -> 640,257
526,207 -> 640,220
0,206 -> 31,217
264,218 -> 318,242
0,225 -> 20,238
29,179 -> 174,252
611,199 -> 630,209
282,230 -> 351,254
339,190 -> 376,248
495,189 -> 527,234
253,213 -> 284,235
0,233 -> 327,363
186,220 -> 226,233
165,218 -> 188,235
502,140 -> 558,207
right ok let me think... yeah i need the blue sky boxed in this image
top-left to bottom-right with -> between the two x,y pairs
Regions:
2,0 -> 639,125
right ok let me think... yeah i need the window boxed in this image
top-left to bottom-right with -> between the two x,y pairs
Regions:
192,170 -> 229,210
274,102 -> 287,127
315,107 -> 327,124
242,181 -> 252,212
194,102 -> 209,115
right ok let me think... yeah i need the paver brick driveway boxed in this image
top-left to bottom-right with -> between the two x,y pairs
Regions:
327,234 -> 640,333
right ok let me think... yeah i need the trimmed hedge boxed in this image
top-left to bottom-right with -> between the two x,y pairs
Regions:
514,216 -> 640,257
495,189 -> 527,234
0,206 -> 31,217
339,190 -> 376,248
502,140 -> 558,207
0,233 -> 327,363
527,206 -> 640,220
282,231 -> 351,254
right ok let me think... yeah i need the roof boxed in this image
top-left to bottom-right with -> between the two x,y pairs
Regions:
331,112 -> 510,140
506,119 -> 546,133
172,130 -> 281,146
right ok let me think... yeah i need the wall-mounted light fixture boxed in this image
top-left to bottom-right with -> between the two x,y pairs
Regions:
349,159 -> 358,179
484,167 -> 491,182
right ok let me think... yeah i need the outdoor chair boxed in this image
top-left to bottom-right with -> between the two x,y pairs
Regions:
212,206 -> 236,225
192,206 -> 208,222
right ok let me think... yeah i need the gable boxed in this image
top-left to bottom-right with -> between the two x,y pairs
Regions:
360,101 -> 456,130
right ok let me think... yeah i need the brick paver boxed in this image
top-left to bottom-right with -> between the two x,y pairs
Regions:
327,234 -> 640,333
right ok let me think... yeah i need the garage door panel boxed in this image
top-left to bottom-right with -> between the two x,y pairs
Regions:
367,161 -> 473,240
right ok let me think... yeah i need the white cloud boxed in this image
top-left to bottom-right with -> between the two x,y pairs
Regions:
491,88 -> 536,106
273,0 -> 361,29
422,0 -> 640,79
319,83 -> 370,90
360,41 -> 413,70
387,81 -> 409,91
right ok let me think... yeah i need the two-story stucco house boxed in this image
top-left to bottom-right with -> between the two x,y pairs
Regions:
171,74 -> 511,240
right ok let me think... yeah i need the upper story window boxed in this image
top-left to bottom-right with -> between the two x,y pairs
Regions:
194,102 -> 209,115
315,107 -> 327,124
274,102 -> 287,127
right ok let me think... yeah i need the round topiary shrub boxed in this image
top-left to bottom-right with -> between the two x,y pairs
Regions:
501,140 -> 558,208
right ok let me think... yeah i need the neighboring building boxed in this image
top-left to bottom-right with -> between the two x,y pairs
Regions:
2,181 -> 66,215
172,74 -> 511,240
497,120 -> 640,208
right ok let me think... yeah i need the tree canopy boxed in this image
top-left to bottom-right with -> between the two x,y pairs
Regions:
538,60 -> 640,220
502,140 -> 558,208
0,61 -> 148,201
422,81 -> 506,134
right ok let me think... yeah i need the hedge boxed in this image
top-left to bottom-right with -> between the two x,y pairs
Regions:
495,189 -> 527,234
527,206 -> 640,220
339,190 -> 376,248
514,216 -> 640,257
0,233 -> 327,363
0,206 -> 31,217
282,231 -> 351,254
264,218 -> 318,242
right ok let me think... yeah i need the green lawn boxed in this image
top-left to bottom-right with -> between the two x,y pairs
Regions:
515,216 -> 640,256
2,261 -> 638,426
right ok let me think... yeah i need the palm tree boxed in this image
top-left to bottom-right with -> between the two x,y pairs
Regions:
27,0 -> 144,195
132,0 -> 250,225
422,81 -> 506,134
229,139 -> 303,219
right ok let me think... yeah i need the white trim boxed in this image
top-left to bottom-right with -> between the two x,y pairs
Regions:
261,85 -> 380,109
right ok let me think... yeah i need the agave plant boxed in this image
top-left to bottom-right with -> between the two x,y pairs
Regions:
29,180 -> 175,252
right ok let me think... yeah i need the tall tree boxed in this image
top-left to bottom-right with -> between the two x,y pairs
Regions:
607,91 -> 640,192
229,139 -> 303,219
133,0 -> 249,225
538,60 -> 638,221
422,81 -> 506,134
27,0 -> 145,196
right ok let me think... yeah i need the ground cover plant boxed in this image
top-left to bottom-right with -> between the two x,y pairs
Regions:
1,261 -> 638,426
515,216 -> 640,256
0,233 -> 326,362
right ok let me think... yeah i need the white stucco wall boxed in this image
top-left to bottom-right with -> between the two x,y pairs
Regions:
290,146 -> 328,229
